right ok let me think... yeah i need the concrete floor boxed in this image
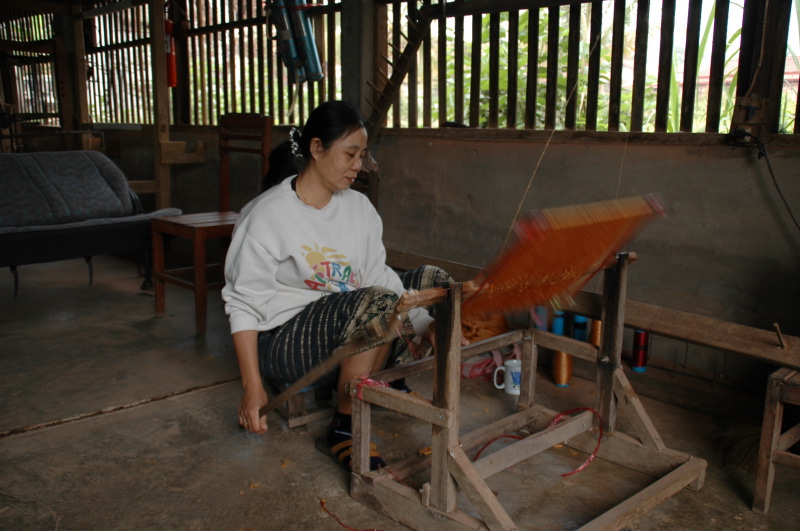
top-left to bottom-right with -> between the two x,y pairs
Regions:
1,254 -> 798,530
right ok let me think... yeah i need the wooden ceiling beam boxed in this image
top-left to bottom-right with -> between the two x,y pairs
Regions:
2,0 -> 72,16
0,38 -> 54,54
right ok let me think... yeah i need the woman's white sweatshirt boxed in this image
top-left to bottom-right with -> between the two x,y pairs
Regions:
222,176 -> 432,336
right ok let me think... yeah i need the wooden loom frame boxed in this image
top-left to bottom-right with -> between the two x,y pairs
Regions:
346,253 -> 707,530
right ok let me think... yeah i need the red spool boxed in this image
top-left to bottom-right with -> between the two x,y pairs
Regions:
632,329 -> 649,372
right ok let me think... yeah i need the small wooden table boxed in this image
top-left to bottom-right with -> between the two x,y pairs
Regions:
151,212 -> 239,334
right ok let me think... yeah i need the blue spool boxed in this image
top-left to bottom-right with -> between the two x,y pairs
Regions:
573,315 -> 588,342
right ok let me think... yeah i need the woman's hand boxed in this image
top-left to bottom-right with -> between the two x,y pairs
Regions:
417,321 -> 470,359
232,330 -> 268,433
238,383 -> 269,433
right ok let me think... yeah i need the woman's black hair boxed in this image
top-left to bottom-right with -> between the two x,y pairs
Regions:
261,140 -> 297,191
261,100 -> 369,191
295,100 -> 368,160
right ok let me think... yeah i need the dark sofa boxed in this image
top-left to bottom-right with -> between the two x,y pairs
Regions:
0,150 -> 181,296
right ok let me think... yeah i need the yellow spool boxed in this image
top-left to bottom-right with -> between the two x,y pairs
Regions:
553,351 -> 573,387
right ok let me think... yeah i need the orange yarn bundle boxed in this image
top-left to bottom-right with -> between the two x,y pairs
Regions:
462,194 -> 666,319
461,312 -> 509,344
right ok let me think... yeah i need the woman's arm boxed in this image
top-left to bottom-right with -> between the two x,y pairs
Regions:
233,330 -> 268,433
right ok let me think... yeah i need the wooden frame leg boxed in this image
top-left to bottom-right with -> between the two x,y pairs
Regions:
596,253 -> 630,434
193,235 -> 207,334
152,225 -> 166,317
753,373 -> 784,514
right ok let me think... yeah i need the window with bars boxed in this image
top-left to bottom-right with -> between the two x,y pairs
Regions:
379,0 -> 798,134
1,11 -> 59,126
182,0 -> 341,126
1,0 -> 797,134
85,3 -> 153,124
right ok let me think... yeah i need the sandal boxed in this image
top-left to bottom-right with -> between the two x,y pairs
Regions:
315,437 -> 386,471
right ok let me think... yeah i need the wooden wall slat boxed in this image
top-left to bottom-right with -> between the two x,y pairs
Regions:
545,6 -> 559,129
326,2 -> 336,103
391,0 -> 401,126
507,10 -> 519,128
630,0 -> 650,132
655,0 -> 676,132
679,0 -> 703,132
488,12 -> 499,128
257,6 -> 265,117
565,4 -> 580,129
205,0 -> 215,123
422,0 -> 432,127
705,0 -> 729,133
524,8 -> 539,129
608,0 -> 626,131
277,51 -> 285,123
438,11 -> 447,126
409,2 -> 419,128
585,0 -> 602,130
469,13 -> 481,127
454,15 -> 464,125
795,88 -> 800,134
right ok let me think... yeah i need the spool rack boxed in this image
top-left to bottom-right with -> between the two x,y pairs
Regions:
347,253 -> 707,530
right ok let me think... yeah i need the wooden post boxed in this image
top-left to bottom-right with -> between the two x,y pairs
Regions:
150,0 -> 171,209
518,330 -> 537,410
430,282 -> 462,512
340,0 -> 374,116
596,253 -> 630,434
71,5 -> 91,150
351,391 -> 371,476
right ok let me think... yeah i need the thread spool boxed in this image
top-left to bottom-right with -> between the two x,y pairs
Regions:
552,351 -> 573,387
551,310 -> 565,336
551,311 -> 572,387
589,319 -> 602,347
632,329 -> 649,372
533,306 -> 548,330
573,315 -> 588,342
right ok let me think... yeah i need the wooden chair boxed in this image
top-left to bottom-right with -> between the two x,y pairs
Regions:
753,367 -> 800,514
152,113 -> 272,334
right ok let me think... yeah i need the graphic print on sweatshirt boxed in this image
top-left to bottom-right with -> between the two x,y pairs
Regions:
301,242 -> 362,291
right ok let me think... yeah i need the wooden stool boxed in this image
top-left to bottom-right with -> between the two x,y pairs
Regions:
151,113 -> 271,334
152,212 -> 239,333
753,367 -> 800,514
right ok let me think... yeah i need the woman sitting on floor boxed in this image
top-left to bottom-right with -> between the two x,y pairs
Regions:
222,100 -> 450,470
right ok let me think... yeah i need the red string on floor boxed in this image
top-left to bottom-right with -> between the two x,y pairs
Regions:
547,406 -> 604,477
319,499 -> 383,531
470,407 -> 603,478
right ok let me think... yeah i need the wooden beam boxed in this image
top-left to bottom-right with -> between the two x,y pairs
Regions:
579,457 -> 707,530
448,446 -> 517,530
472,410 -> 593,479
2,0 -> 70,15
0,39 -> 53,54
386,248 -> 480,282
613,368 -> 666,450
415,0 -> 613,18
570,291 -> 800,370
